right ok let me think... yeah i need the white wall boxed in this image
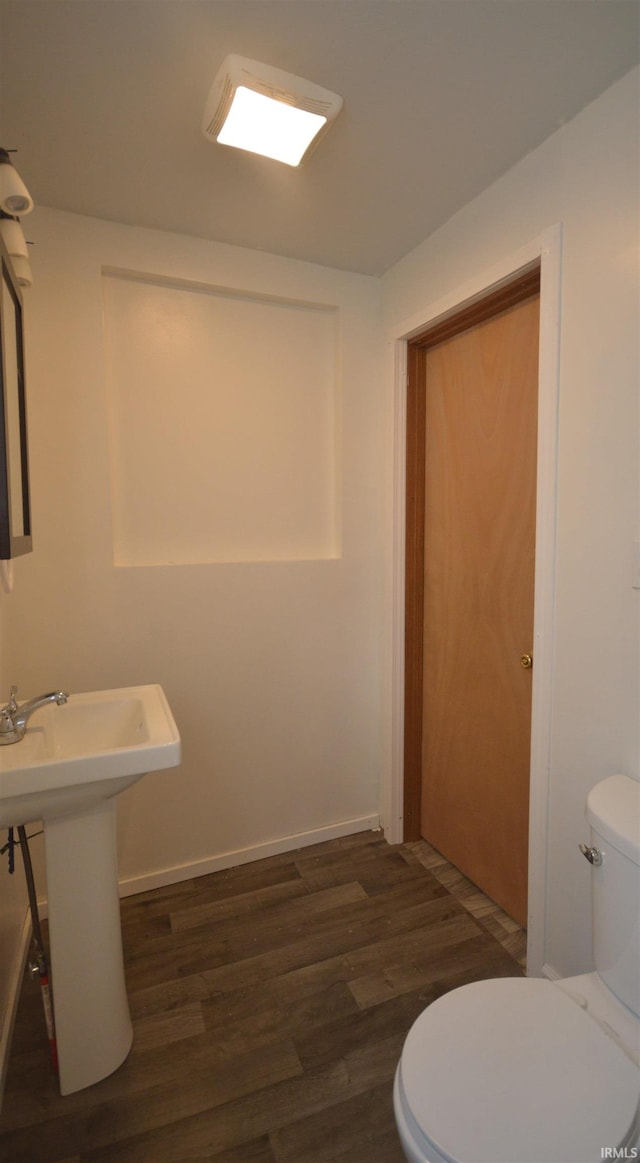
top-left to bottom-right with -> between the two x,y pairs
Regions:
102,272 -> 341,565
0,211 -> 383,902
381,67 -> 640,977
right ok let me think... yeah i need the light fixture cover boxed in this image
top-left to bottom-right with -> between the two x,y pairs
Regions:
202,55 -> 342,166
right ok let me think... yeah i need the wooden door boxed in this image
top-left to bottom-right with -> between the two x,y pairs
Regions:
414,284 -> 539,925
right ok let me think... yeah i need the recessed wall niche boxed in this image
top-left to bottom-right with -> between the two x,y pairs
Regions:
102,271 -> 339,565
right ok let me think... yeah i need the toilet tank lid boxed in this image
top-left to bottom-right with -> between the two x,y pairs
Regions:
587,774 -> 640,864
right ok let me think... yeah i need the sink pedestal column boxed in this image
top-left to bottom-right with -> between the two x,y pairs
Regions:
44,797 -> 133,1095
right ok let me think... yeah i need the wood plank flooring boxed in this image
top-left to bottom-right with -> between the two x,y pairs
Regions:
0,830 -> 525,1162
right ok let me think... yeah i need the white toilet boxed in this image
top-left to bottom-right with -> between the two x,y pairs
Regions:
393,774 -> 640,1163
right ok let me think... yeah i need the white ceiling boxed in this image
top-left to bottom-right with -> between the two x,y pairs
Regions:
1,0 -> 638,275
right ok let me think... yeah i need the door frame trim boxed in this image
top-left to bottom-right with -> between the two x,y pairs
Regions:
382,225 -> 562,977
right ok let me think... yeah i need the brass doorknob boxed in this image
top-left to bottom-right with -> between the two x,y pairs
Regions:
520,653 -> 533,669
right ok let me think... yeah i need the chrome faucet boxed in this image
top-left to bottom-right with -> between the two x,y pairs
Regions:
0,685 -> 68,745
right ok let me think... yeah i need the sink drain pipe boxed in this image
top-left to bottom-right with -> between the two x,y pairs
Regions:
15,826 -> 59,1073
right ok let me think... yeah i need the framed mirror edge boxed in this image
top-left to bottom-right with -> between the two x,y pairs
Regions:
0,232 -> 32,560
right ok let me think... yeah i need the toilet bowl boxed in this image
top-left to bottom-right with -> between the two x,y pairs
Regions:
393,774 -> 640,1163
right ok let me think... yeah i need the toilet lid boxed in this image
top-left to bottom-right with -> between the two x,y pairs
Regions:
400,978 -> 640,1163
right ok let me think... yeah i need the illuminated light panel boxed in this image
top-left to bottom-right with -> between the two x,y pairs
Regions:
217,86 -> 327,167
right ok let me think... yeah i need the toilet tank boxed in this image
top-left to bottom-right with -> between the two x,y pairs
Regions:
586,774 -> 640,1016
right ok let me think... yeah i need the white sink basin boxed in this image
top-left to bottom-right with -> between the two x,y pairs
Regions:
0,684 -> 180,827
0,683 -> 181,1095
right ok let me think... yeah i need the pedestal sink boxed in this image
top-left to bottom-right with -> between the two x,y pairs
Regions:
0,684 -> 181,1094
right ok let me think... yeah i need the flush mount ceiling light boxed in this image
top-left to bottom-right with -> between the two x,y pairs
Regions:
0,149 -> 33,216
202,55 -> 343,167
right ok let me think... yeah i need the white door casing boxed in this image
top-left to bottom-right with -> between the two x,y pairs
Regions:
381,224 -> 563,977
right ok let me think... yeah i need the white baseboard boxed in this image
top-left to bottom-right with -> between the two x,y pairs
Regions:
0,907 -> 32,1114
117,813 -> 381,899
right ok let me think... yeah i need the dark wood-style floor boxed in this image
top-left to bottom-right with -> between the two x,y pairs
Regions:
1,831 -> 525,1162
